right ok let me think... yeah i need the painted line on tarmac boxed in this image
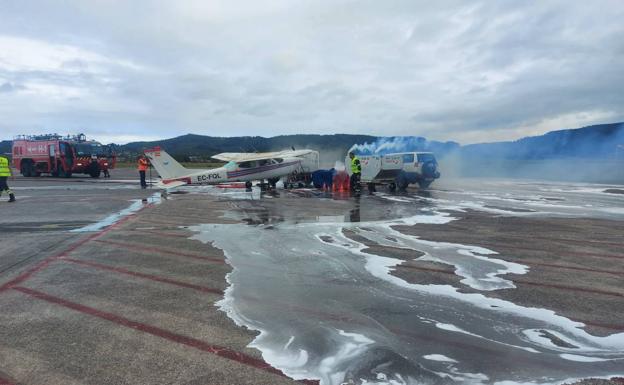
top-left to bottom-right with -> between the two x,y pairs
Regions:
0,209 -> 147,294
400,260 -> 624,277
575,320 -> 624,332
514,279 -> 624,298
60,258 -> 224,295
398,264 -> 624,297
398,264 -> 455,275
128,229 -> 189,238
134,218 -> 195,227
531,236 -> 624,248
0,377 -> 16,385
479,242 -> 624,261
523,261 -> 624,276
12,286 -> 318,385
92,239 -> 225,264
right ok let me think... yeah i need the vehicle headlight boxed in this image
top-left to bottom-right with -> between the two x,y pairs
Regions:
104,163 -> 108,166
77,163 -> 83,166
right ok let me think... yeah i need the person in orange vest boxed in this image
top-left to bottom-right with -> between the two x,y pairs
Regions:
137,154 -> 149,189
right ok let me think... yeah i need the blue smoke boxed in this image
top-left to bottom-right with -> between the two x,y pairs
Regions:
349,136 -> 458,156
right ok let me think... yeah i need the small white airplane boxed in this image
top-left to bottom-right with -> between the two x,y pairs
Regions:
143,146 -> 319,189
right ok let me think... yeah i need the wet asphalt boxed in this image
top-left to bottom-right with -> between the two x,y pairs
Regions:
0,169 -> 623,385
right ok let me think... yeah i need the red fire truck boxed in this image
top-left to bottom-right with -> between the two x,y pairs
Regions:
12,133 -> 116,178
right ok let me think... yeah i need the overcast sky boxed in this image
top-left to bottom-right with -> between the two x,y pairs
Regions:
1,0 -> 623,144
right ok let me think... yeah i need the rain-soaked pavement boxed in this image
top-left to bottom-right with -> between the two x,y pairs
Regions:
1,173 -> 623,385
183,179 -> 624,385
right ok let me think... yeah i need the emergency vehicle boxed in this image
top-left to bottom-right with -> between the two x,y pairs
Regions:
11,133 -> 115,178
346,151 -> 440,192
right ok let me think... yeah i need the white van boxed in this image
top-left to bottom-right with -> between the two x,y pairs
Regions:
346,152 -> 440,192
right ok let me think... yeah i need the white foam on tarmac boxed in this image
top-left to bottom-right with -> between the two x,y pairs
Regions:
315,223 -> 624,353
71,192 -> 161,232
423,354 -> 458,363
559,354 -> 612,362
189,184 -> 624,384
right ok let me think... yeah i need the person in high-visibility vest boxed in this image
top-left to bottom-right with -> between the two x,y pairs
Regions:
0,155 -> 16,202
137,154 -> 149,189
348,152 -> 361,192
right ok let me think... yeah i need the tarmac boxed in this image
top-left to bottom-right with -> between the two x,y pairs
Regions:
0,168 -> 623,385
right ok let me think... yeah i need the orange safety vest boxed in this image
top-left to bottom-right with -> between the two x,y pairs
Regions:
138,158 -> 149,171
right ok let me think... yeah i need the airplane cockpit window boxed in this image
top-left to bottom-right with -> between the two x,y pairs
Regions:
273,158 -> 284,163
258,159 -> 270,166
238,161 -> 255,168
224,161 -> 237,170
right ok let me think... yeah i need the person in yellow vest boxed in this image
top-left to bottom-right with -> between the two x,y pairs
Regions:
137,154 -> 150,189
348,152 -> 361,192
0,155 -> 16,202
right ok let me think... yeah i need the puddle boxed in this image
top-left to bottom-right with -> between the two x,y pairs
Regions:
189,210 -> 624,384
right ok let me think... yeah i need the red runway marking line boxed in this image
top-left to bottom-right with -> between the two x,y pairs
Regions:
402,260 -> 624,277
0,377 -> 16,385
514,280 -> 624,298
92,239 -> 225,264
483,242 -> 624,260
12,287 -> 317,385
399,263 -> 624,298
525,261 -> 624,276
129,229 -> 189,238
398,264 -> 454,275
574,319 -> 624,331
134,217 -> 188,226
61,258 -> 224,295
532,236 -> 624,248
0,212 -> 142,294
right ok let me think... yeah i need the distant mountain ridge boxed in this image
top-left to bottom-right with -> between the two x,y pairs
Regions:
2,122 -> 623,161
117,133 -> 459,162
461,122 -> 624,159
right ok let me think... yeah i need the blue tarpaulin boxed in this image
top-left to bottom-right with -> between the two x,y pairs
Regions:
311,169 -> 335,188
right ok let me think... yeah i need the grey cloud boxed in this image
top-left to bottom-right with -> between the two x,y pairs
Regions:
0,0 -> 623,143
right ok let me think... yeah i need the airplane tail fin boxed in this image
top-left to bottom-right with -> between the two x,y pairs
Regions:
143,147 -> 189,180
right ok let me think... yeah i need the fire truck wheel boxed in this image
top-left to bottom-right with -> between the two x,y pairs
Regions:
388,182 -> 397,193
21,161 -> 33,177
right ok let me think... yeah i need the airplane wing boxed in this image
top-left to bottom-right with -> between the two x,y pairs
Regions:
156,180 -> 187,189
212,149 -> 315,162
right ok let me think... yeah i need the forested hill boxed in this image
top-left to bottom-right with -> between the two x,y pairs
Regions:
3,122 -> 623,161
118,133 -> 459,161
461,122 -> 624,159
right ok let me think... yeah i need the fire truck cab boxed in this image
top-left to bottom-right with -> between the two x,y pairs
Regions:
12,133 -> 115,178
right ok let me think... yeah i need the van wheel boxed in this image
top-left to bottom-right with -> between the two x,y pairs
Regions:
419,180 -> 432,189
